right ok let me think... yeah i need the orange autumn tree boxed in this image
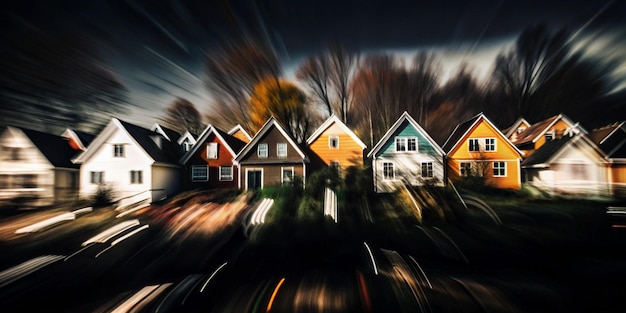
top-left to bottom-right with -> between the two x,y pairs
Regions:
249,77 -> 311,143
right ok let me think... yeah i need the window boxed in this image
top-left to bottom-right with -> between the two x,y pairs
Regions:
183,142 -> 192,152
383,162 -> 395,180
395,137 -> 417,152
258,143 -> 268,158
130,170 -> 143,184
468,139 -> 480,152
545,132 -> 554,141
192,166 -> 208,182
421,162 -> 433,178
207,143 -> 218,159
219,166 -> 233,181
407,138 -> 417,151
485,138 -> 496,152
90,171 -> 104,184
329,136 -> 339,149
460,162 -> 472,177
113,144 -> 125,157
516,127 -> 524,134
282,167 -> 294,184
493,161 -> 506,177
277,143 -> 287,157
395,138 -> 406,152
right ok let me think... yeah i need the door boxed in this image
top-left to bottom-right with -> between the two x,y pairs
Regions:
247,170 -> 262,190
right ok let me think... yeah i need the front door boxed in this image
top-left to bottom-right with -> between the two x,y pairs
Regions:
247,170 -> 262,190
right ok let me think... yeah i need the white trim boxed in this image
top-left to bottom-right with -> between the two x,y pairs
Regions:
492,161 -> 507,177
421,162 -> 434,178
244,168 -> 263,190
177,131 -> 197,146
61,129 -> 87,151
329,136 -> 339,149
382,161 -> 395,181
151,123 -> 172,141
530,114 -> 579,143
306,115 -> 366,149
281,166 -> 295,184
228,124 -> 252,141
395,136 -> 418,152
234,117 -> 308,163
179,125 -> 239,164
191,165 -> 209,182
368,111 -> 443,158
258,143 -> 268,158
207,142 -> 218,159
504,117 -> 530,138
277,143 -> 288,157
219,166 -> 234,181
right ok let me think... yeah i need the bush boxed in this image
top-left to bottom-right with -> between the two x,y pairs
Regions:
92,183 -> 115,207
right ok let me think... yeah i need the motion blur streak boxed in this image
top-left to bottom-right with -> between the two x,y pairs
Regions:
110,224 -> 149,246
82,219 -> 140,246
408,255 -> 432,289
356,271 -> 373,312
14,212 -> 75,234
363,242 -> 378,275
266,277 -> 285,312
0,255 -> 64,288
110,284 -> 171,313
200,262 -> 228,293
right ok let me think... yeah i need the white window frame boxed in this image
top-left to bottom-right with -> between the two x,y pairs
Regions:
191,165 -> 209,182
219,166 -> 233,181
113,144 -> 125,157
277,143 -> 288,157
493,161 -> 506,177
183,142 -> 192,152
258,143 -> 268,158
90,171 -> 104,184
130,170 -> 143,184
468,139 -> 480,152
484,138 -> 496,152
329,136 -> 339,149
382,162 -> 395,180
545,131 -> 555,141
460,162 -> 472,177
281,166 -> 294,184
207,142 -> 218,159
421,162 -> 433,178
395,137 -> 416,152
407,137 -> 417,151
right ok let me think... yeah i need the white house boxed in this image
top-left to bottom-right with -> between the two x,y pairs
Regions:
73,118 -> 183,204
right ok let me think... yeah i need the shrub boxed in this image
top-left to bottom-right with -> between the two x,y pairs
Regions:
92,183 -> 115,207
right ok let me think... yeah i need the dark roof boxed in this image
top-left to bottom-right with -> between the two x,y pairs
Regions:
512,115 -> 559,145
442,113 -> 482,152
20,127 -> 79,168
118,120 -> 182,164
589,123 -> 626,158
72,129 -> 96,147
214,126 -> 246,154
159,125 -> 182,142
521,135 -> 573,166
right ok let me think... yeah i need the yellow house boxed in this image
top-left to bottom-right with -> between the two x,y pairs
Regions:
306,115 -> 367,173
442,113 -> 525,189
589,122 -> 626,198
511,114 -> 577,156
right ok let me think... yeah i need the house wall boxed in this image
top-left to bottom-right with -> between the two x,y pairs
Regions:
184,132 -> 238,189
79,127 -> 153,202
53,169 -> 79,204
373,120 -> 445,192
447,119 -> 522,189
308,123 -> 364,169
239,126 -> 304,163
0,128 -> 55,206
610,164 -> 626,197
239,164 -> 305,189
533,119 -> 572,152
152,165 -> 180,202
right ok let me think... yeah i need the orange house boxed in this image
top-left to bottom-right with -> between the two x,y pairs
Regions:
443,113 -> 525,189
502,117 -> 530,143
589,122 -> 626,198
511,114 -> 577,156
306,115 -> 367,173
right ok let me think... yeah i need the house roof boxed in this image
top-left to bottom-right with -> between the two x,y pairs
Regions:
180,124 -> 247,164
18,127 -> 79,169
176,131 -> 197,146
589,122 -> 626,159
521,133 -> 606,167
306,114 -> 366,149
228,124 -> 252,142
503,117 -> 530,138
368,111 -> 443,158
151,123 -> 182,142
511,114 -> 576,145
234,117 -> 308,162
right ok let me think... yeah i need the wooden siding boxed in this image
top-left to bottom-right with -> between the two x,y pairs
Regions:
309,123 -> 364,169
447,119 -> 522,189
240,164 -> 304,189
379,120 -> 439,157
239,126 -> 304,163
522,119 -> 572,156
185,132 -> 238,189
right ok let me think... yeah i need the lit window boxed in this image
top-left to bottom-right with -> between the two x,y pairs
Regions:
207,143 -> 218,159
329,136 -> 339,149
485,138 -> 496,152
277,143 -> 287,157
90,171 -> 104,184
113,144 -> 124,157
192,166 -> 208,182
493,162 -> 506,177
468,139 -> 479,152
460,162 -> 472,177
282,167 -> 294,184
421,162 -> 433,178
219,166 -> 233,181
383,162 -> 395,180
258,143 -> 268,158
130,170 -> 143,184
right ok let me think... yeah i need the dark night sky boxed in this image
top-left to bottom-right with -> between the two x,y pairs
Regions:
2,0 -> 625,127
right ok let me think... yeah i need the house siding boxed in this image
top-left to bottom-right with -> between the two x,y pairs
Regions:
240,164 -> 304,189
521,119 -> 573,156
184,133 -> 238,189
240,127 -> 303,163
308,123 -> 364,169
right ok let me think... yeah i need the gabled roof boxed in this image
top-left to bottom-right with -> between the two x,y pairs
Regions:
368,111 -> 443,158
306,114 -> 366,149
180,125 -> 247,164
62,129 -> 96,151
177,131 -> 197,146
442,112 -> 524,156
228,124 -> 252,142
17,127 -> 79,169
511,114 -> 577,145
234,117 -> 308,162
73,118 -> 181,165
503,117 -> 530,138
151,123 -> 181,142
522,133 -> 606,168
589,122 -> 626,159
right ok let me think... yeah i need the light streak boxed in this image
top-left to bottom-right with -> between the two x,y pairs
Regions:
111,284 -> 160,313
0,255 -> 65,288
200,262 -> 228,293
82,219 -> 140,246
363,242 -> 378,275
266,277 -> 286,312
110,224 -> 149,246
15,212 -> 75,234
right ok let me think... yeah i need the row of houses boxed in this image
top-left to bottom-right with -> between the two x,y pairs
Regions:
1,112 -> 625,207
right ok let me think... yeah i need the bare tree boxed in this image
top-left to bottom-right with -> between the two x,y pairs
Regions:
407,52 -> 441,126
159,98 -> 204,135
